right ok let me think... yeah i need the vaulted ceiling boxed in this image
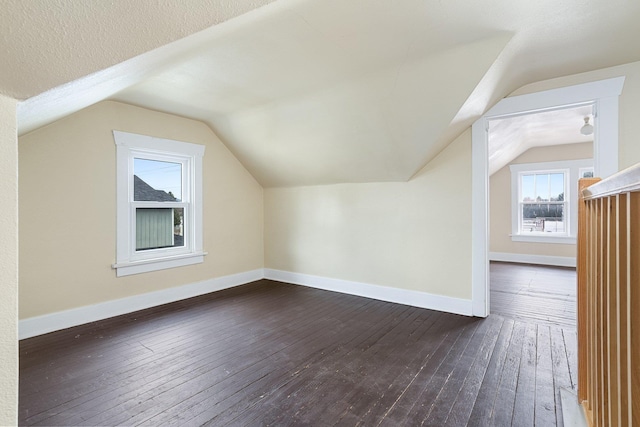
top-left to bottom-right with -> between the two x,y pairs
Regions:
4,0 -> 640,187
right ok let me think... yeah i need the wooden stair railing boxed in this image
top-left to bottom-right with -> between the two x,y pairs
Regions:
577,163 -> 640,427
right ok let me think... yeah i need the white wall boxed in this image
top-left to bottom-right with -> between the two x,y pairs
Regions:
0,94 -> 18,425
265,130 -> 472,301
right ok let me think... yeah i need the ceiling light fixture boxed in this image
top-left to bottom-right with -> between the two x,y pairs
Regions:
580,117 -> 594,136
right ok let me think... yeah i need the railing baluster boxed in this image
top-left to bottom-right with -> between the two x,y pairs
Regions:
600,197 -> 607,427
578,179 -> 598,406
578,164 -> 640,427
618,193 -> 629,426
607,195 -> 619,426
630,192 -> 639,427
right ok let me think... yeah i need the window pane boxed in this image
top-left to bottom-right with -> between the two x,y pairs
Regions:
134,158 -> 182,201
136,207 -> 184,251
521,174 -> 535,202
535,174 -> 550,200
521,203 -> 565,234
549,173 -> 565,201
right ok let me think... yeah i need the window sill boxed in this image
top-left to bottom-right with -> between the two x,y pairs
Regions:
113,251 -> 207,277
510,234 -> 576,245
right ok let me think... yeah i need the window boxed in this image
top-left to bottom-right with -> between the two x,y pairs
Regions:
579,167 -> 594,179
510,159 -> 593,244
113,131 -> 206,276
518,171 -> 567,235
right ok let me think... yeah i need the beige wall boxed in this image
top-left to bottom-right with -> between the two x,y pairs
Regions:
19,101 -> 264,319
16,61 -> 640,323
512,60 -> 640,170
0,94 -> 18,425
263,61 -> 640,302
490,142 -> 593,258
265,130 -> 472,300
490,60 -> 640,263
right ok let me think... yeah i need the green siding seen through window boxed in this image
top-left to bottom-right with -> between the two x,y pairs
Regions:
136,208 -> 173,250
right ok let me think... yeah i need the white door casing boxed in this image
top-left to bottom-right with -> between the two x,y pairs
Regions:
470,76 -> 625,317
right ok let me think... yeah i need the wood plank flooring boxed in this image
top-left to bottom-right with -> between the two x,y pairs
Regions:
490,262 -> 577,330
20,266 -> 578,426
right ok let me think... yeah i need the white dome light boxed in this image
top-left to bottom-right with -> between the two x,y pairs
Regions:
581,117 -> 594,136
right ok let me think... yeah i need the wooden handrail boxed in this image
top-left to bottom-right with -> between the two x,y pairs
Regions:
582,163 -> 640,200
577,165 -> 639,427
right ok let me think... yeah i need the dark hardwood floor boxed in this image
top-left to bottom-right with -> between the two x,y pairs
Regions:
490,261 -> 577,330
20,266 -> 577,426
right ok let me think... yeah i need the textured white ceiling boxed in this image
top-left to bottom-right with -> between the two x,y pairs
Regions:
0,0 -> 276,100
7,0 -> 640,187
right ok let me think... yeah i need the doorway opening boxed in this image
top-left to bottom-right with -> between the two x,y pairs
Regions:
470,76 -> 625,318
486,103 -> 594,327
489,261 -> 577,328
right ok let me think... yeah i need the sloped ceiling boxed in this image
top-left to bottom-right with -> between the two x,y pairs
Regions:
1,0 -> 276,100
5,0 -> 640,187
488,105 -> 595,176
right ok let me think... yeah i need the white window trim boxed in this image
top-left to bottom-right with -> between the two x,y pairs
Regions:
113,131 -> 206,277
509,158 -> 593,245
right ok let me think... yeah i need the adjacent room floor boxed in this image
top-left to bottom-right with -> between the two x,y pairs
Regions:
20,263 -> 577,426
490,261 -> 577,329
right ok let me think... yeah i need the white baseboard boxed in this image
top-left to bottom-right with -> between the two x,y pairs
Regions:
20,268 -> 475,339
19,269 -> 263,340
264,269 -> 473,316
489,252 -> 576,268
